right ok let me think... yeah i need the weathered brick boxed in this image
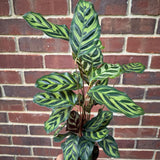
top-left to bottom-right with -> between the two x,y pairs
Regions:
123,72 -> 160,85
13,0 -> 68,15
0,125 -> 28,134
101,37 -> 124,53
155,152 -> 160,159
0,156 -> 14,160
16,157 -> 52,160
0,37 -> 16,52
19,38 -> 69,53
0,100 -> 24,111
29,126 -> 49,135
0,87 -> 2,97
137,140 -> 160,149
33,148 -> 61,156
127,37 -> 160,53
0,19 -> 42,35
0,113 -> 8,122
45,55 -> 75,69
72,0 -> 128,15
0,136 -> 11,144
0,71 -> 22,84
157,19 -> 160,34
115,128 -> 157,138
13,136 -> 51,146
146,88 -> 160,100
0,0 -> 9,16
0,55 -> 43,68
151,56 -> 160,69
0,146 -> 30,155
142,115 -> 160,126
101,18 -> 155,34
116,140 -> 134,148
132,0 -> 160,15
4,86 -> 41,98
9,113 -> 49,124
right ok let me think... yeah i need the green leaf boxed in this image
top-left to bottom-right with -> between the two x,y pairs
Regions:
23,12 -> 69,40
69,0 -> 101,57
33,90 -> 78,109
53,132 -> 71,142
88,85 -> 144,118
36,72 -> 82,92
98,135 -> 120,158
90,63 -> 121,82
62,134 -> 79,160
83,110 -> 113,131
83,128 -> 109,142
44,107 -> 72,133
121,62 -> 145,73
78,136 -> 94,160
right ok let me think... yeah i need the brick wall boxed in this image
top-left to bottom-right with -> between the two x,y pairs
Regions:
0,0 -> 160,159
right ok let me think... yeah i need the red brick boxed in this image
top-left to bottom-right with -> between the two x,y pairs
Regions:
0,19 -> 42,35
103,55 -> 148,67
132,0 -> 160,15
33,148 -> 61,156
110,116 -> 140,125
142,115 -> 160,126
0,71 -> 21,84
0,37 -> 16,52
137,102 -> 160,113
13,136 -> 51,146
0,55 -> 43,68
119,150 -> 153,159
157,19 -> 160,34
0,136 -> 11,144
0,0 -> 9,16
19,38 -> 69,53
45,55 -> 75,69
25,101 -> 51,112
0,100 -> 24,111
127,37 -> 160,53
29,126 -> 49,135
0,156 -> 14,160
116,140 -> 134,148
146,88 -> 160,100
151,56 -> 160,69
115,128 -> 157,138
101,18 -> 155,34
4,86 -> 41,98
13,0 -> 68,15
155,152 -> 160,159
137,140 -> 160,149
123,72 -> 160,85
72,0 -> 128,15
0,146 -> 30,155
9,113 -> 49,124
0,113 -> 8,122
101,38 -> 124,53
16,157 -> 52,160
0,125 -> 28,134
0,87 -> 2,97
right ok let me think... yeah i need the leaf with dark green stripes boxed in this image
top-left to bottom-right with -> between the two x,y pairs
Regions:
78,136 -> 94,160
83,128 -> 109,142
45,107 -> 72,133
89,63 -> 121,82
53,132 -> 71,142
23,12 -> 69,40
33,90 -> 78,109
61,134 -> 79,160
88,85 -> 144,118
83,110 -> 113,131
36,72 -> 82,92
69,0 -> 101,57
98,135 -> 120,158
121,62 -> 145,73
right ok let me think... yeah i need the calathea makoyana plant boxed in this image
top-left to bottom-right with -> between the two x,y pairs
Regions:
23,0 -> 145,159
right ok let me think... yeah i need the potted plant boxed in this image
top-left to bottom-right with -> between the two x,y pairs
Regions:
23,0 -> 145,159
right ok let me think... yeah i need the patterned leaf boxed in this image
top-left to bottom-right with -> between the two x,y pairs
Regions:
36,72 -> 82,92
83,128 -> 109,142
98,135 -> 120,158
33,90 -> 78,109
83,110 -> 113,131
121,62 -> 145,73
62,134 -> 79,160
90,63 -> 121,82
88,85 -> 144,118
45,107 -> 72,133
69,0 -> 101,57
78,136 -> 94,160
23,12 -> 69,40
53,132 -> 71,142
